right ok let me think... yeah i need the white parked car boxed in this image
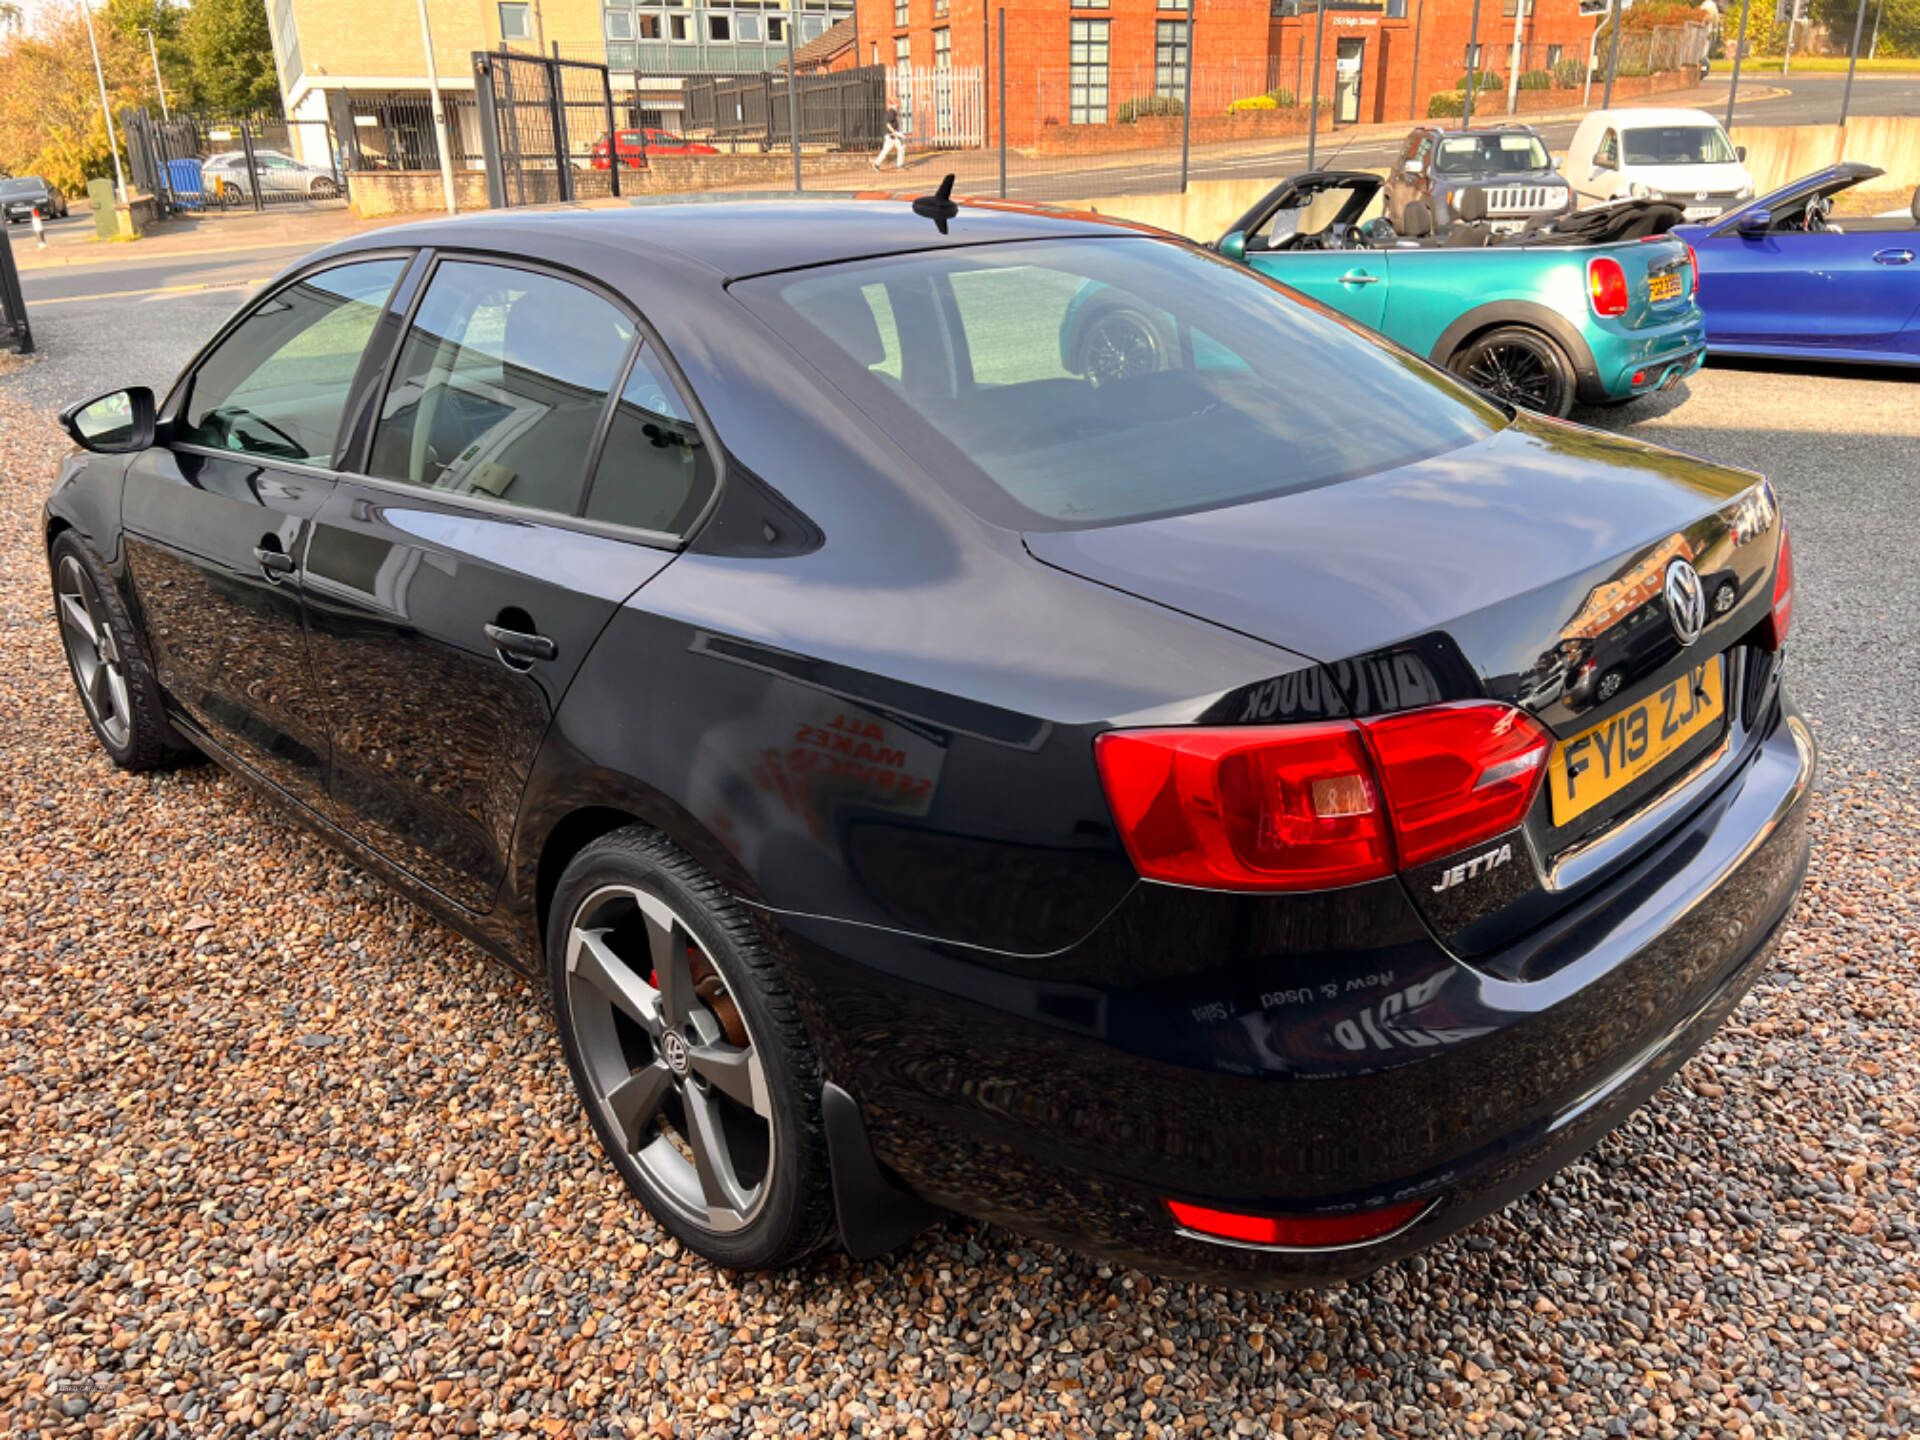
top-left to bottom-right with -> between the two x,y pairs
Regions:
202,149 -> 342,201
1563,108 -> 1755,222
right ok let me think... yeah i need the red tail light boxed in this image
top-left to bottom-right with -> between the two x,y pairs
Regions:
1095,703 -> 1552,891
1763,522 -> 1794,650
1094,724 -> 1391,892
1359,703 -> 1553,869
1683,241 -> 1699,296
1588,256 -> 1630,317
1168,1197 -> 1430,1248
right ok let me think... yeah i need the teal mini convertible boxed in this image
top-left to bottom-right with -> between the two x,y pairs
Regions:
1210,171 -> 1707,417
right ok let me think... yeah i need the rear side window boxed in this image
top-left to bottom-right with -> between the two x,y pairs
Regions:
178,257 -> 406,465
369,260 -> 634,515
582,347 -> 716,535
739,238 -> 1499,529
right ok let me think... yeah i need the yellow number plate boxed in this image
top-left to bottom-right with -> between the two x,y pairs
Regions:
1648,271 -> 1683,303
1548,658 -> 1724,827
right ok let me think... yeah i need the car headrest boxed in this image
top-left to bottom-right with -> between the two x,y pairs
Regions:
1912,183 -> 1920,224
1457,188 -> 1489,223
792,287 -> 887,367
503,294 -> 630,394
1401,200 -> 1434,238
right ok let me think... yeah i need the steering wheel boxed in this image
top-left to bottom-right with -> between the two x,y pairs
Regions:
1804,194 -> 1835,233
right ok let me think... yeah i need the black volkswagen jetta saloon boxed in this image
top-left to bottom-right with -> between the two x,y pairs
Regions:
44,199 -> 1811,1287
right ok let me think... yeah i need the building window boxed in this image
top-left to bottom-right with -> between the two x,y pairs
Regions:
605,8 -> 636,40
669,13 -> 689,39
1157,0 -> 1187,9
1385,0 -> 1405,14
1069,18 -> 1109,124
933,25 -> 950,66
800,13 -> 828,38
737,12 -> 765,39
1465,43 -> 1482,68
1547,43 -> 1563,65
895,0 -> 909,24
498,2 -> 532,39
935,0 -> 949,15
1071,0 -> 1109,8
1501,0 -> 1531,15
768,14 -> 785,40
1154,19 -> 1187,98
637,13 -> 661,37
895,34 -> 910,65
709,12 -> 730,40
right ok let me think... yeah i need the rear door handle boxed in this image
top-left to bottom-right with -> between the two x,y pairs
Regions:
1338,270 -> 1382,285
483,623 -> 557,667
1872,248 -> 1915,266
252,545 -> 296,580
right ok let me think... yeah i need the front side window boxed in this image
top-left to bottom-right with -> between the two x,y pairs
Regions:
583,348 -> 715,534
740,240 -> 1499,530
1622,125 -> 1736,166
368,260 -> 634,516
1598,129 -> 1619,166
499,2 -> 532,39
179,257 -> 406,466
1069,19 -> 1109,124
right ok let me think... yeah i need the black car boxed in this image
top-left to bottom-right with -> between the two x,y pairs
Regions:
2,175 -> 70,222
43,199 -> 1811,1288
1386,125 -> 1574,234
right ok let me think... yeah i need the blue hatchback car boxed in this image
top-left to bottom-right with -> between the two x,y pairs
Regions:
1676,162 -> 1920,365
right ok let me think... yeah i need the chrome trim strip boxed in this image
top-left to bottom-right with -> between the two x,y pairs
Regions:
1543,651 -> 1745,894
1171,1198 -> 1440,1256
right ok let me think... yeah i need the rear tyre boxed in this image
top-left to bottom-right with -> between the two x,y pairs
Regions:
1450,325 -> 1576,419
310,177 -> 342,200
49,533 -> 188,772
547,827 -> 836,1271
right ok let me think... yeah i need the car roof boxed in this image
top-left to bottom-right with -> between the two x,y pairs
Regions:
329,198 -> 1153,282
1592,107 -> 1725,127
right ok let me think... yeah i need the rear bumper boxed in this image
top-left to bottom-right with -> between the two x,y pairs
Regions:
787,690 -> 1814,1287
1581,321 -> 1710,403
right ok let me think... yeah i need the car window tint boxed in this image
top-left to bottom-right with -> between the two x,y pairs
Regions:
368,260 -> 634,514
178,257 -> 406,466
582,347 -> 716,535
746,239 -> 1500,529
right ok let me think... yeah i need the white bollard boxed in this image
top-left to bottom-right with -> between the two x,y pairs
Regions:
30,206 -> 44,247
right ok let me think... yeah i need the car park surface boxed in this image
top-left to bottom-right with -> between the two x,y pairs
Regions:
2,252 -> 1916,1434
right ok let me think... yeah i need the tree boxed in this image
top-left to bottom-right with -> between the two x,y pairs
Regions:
0,4 -> 150,191
103,0 -> 193,110
179,0 -> 278,110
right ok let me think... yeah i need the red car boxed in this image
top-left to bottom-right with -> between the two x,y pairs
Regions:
589,129 -> 721,169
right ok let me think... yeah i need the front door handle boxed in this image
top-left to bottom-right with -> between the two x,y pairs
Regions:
483,623 -> 557,669
1872,248 -> 1915,266
252,545 -> 296,580
1338,270 -> 1382,285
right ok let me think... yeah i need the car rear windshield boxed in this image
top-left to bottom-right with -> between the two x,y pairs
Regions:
1433,135 -> 1552,175
736,237 -> 1500,530
1622,125 -> 1735,166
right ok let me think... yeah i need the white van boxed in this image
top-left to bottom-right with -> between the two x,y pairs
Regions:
1563,108 -> 1755,221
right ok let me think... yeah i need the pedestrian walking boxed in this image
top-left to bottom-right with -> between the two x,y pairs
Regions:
873,104 -> 906,171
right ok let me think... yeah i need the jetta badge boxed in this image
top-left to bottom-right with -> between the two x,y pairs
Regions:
1665,559 -> 1707,647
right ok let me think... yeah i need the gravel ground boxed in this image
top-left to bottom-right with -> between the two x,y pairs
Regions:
2,346 -> 1917,1440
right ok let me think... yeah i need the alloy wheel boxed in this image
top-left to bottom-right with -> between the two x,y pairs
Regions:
56,555 -> 132,750
1462,339 -> 1561,413
1083,312 -> 1162,385
564,885 -> 774,1235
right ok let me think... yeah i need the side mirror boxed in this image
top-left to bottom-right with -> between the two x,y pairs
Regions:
1218,230 -> 1247,263
59,387 -> 156,454
1736,208 -> 1771,239
1735,144 -> 1747,162
1402,159 -> 1421,175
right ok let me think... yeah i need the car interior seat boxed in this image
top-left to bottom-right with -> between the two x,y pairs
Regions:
1911,184 -> 1920,225
1400,200 -> 1435,240
1445,189 -> 1494,247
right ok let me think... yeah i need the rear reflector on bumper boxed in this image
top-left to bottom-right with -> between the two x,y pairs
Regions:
1167,1197 -> 1433,1250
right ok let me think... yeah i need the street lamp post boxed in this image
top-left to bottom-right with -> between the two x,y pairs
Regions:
80,3 -> 128,203
1840,0 -> 1870,124
416,0 -> 459,214
1724,0 -> 1750,133
141,27 -> 170,120
1601,0 -> 1623,110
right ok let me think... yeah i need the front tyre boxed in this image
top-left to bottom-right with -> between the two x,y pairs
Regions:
547,827 -> 836,1270
1450,325 -> 1576,419
49,532 -> 187,771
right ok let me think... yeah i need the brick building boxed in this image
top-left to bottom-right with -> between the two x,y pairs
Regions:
853,0 -> 1612,145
